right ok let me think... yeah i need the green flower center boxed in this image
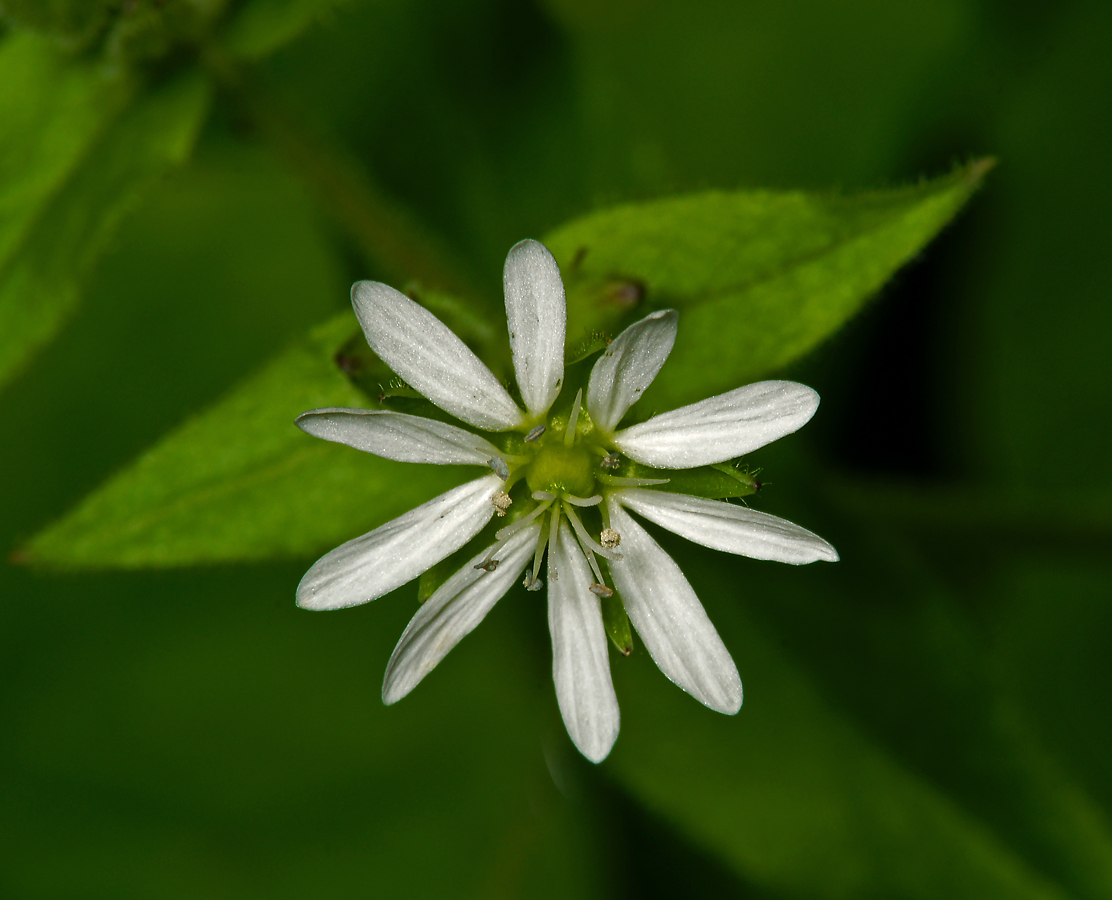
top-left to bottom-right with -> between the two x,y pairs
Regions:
525,442 -> 596,497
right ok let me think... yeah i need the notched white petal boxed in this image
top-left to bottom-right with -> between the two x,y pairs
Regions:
296,408 -> 501,466
587,309 -> 678,433
382,523 -> 540,704
606,500 -> 742,714
613,381 -> 820,468
548,517 -> 620,763
351,280 -> 523,431
296,474 -> 504,611
616,488 -> 838,564
503,240 -> 566,418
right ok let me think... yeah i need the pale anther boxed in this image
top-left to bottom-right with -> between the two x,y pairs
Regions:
600,528 -> 621,549
491,491 -> 512,516
600,454 -> 621,470
523,573 -> 544,591
589,583 -> 614,598
524,425 -> 546,442
487,456 -> 510,480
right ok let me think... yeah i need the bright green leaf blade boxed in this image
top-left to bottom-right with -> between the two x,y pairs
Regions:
23,315 -> 473,568
220,0 -> 356,59
0,67 -> 209,390
545,159 -> 992,412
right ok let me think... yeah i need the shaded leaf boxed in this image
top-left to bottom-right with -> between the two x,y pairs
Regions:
545,160 -> 992,412
24,316 -> 474,567
220,0 -> 358,60
608,546 -> 1103,900
0,61 -> 209,389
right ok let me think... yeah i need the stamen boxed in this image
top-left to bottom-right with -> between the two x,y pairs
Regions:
495,498 -> 552,540
524,425 -> 546,442
562,502 -> 622,561
523,573 -> 544,591
532,490 -> 555,501
600,528 -> 621,549
564,388 -> 583,447
599,454 -> 621,470
564,494 -> 602,507
545,506 -> 560,582
491,491 -> 512,516
487,457 -> 510,480
564,516 -> 609,587
584,547 -> 606,584
597,474 -> 670,487
589,583 -> 614,598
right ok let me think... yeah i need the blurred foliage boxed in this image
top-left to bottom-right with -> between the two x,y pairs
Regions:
1,0 -> 1110,897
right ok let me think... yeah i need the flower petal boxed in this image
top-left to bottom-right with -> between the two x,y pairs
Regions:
296,474 -> 504,610
548,515 -> 620,763
606,500 -> 742,714
352,280 -> 523,431
503,240 -> 566,419
613,381 -> 820,468
296,408 -> 502,466
587,309 -> 678,434
382,523 -> 540,704
615,488 -> 838,564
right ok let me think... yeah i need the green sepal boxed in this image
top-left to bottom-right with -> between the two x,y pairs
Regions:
608,460 -> 759,500
598,577 -> 634,657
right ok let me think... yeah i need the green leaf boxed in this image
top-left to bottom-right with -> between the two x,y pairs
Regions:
23,315 -> 475,568
609,546 -> 1109,900
0,58 -> 209,389
0,33 -> 130,265
545,159 -> 993,412
220,0 -> 357,60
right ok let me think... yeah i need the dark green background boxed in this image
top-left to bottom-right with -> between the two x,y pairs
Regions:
2,0 -> 1110,896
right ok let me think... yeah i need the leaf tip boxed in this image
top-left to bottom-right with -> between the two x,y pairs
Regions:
964,156 -> 998,188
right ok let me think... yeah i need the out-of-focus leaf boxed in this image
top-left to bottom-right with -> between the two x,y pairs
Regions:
0,61 -> 209,389
545,160 -> 991,413
0,564 -> 606,898
23,316 -> 474,567
0,33 -> 129,263
607,540 -> 1111,900
220,0 -> 357,59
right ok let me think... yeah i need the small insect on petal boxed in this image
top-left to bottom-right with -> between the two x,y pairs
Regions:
492,491 -> 513,516
473,557 -> 500,572
600,528 -> 621,549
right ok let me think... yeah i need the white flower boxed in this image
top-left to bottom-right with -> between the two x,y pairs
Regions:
296,239 -> 838,763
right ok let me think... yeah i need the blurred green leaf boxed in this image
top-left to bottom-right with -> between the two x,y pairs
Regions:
0,565 -> 607,899
0,54 -> 208,389
608,542 -> 1112,900
24,315 -> 474,567
220,0 -> 357,60
546,159 -> 992,412
0,34 -> 128,259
